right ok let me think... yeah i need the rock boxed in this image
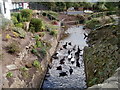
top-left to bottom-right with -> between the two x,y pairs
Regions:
25,63 -> 33,68
6,64 -> 17,70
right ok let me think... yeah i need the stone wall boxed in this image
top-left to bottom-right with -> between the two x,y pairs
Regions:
87,67 -> 120,89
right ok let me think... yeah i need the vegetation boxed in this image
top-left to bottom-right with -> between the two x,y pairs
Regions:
15,23 -> 23,28
33,60 -> 41,68
20,9 -> 33,22
11,16 -> 18,24
85,18 -> 100,29
6,72 -> 13,78
42,11 -> 58,20
29,18 -> 45,32
12,27 -> 26,38
6,34 -> 11,40
38,48 -> 47,58
50,30 -> 58,36
84,25 -> 119,86
7,42 -> 20,54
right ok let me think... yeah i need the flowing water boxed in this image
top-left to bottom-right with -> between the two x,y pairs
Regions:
42,25 -> 90,89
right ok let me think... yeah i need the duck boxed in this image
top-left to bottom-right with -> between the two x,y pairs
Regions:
76,61 -> 80,67
68,42 -> 72,46
75,51 -> 79,58
84,33 -> 88,39
59,71 -> 68,77
60,57 -> 65,64
77,46 -> 82,53
46,72 -> 50,77
63,42 -> 67,49
73,45 -> 76,51
68,54 -> 72,61
83,27 -> 86,30
48,64 -> 52,69
52,52 -> 59,59
69,66 -> 73,75
68,50 -> 71,55
59,48 -> 63,50
71,56 -> 75,64
56,66 -> 62,70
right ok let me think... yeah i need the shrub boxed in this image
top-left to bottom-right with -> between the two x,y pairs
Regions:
7,42 -> 20,54
85,19 -> 100,29
31,48 -> 38,55
36,41 -> 42,48
15,23 -> 23,28
12,27 -> 26,38
20,9 -> 33,22
44,41 -> 52,49
6,72 -> 13,78
50,30 -> 58,36
29,18 -> 44,32
11,13 -> 22,23
39,48 -> 47,58
11,16 -> 18,24
34,35 -> 40,41
33,60 -> 41,68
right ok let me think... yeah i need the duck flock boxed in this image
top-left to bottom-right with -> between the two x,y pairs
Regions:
50,41 -> 84,77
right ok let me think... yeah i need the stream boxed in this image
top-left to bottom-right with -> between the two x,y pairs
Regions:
42,25 -> 90,89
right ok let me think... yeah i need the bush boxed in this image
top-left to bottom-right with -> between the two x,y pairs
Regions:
11,13 -> 22,23
15,23 -> 23,28
33,60 -> 41,68
39,48 -> 47,58
7,42 -> 20,54
85,19 -> 100,29
50,30 -> 58,36
12,27 -> 26,38
29,18 -> 44,32
20,9 -> 33,22
34,35 -> 40,41
36,41 -> 42,48
6,72 -> 13,78
31,48 -> 38,55
11,16 -> 18,24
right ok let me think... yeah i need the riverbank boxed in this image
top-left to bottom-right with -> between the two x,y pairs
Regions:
83,24 -> 119,87
1,11 -> 66,88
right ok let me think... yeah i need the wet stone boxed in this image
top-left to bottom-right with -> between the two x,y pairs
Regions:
6,64 -> 17,70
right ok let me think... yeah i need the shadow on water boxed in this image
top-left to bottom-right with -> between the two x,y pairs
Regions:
42,25 -> 90,89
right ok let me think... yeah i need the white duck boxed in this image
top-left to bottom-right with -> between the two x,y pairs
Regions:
68,53 -> 72,59
71,56 -> 75,64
